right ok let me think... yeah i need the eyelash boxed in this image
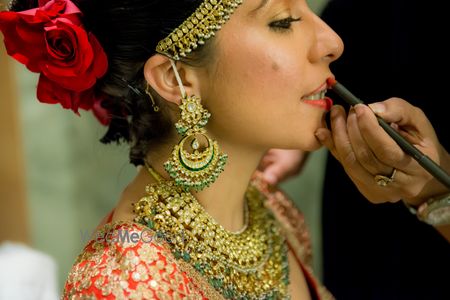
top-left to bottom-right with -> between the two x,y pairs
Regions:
269,16 -> 302,31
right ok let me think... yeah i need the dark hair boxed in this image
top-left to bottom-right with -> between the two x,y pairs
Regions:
9,0 -> 214,166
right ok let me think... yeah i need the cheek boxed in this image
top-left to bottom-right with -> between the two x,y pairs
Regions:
205,29 -> 318,148
216,44 -> 304,103
223,28 -> 290,77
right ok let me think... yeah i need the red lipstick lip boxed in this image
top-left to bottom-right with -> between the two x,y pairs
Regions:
303,97 -> 333,111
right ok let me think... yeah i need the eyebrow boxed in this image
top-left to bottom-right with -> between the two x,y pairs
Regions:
250,0 -> 271,14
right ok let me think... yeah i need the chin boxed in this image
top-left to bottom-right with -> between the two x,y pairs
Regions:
285,135 -> 323,152
308,130 -> 327,150
304,141 -> 323,152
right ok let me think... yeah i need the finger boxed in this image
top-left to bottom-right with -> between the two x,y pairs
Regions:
327,106 -> 371,178
389,123 -> 423,146
369,98 -> 431,130
329,105 -> 359,167
327,106 -> 402,201
369,98 -> 439,147
353,104 -> 411,169
258,155 -> 273,169
340,160 -> 411,203
315,128 -> 338,158
346,108 -> 393,176
357,175 -> 405,203
257,158 -> 269,171
258,149 -> 279,170
355,104 -> 440,200
261,164 -> 281,185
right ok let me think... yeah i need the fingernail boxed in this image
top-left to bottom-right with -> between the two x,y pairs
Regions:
368,102 -> 385,114
264,173 -> 277,184
330,106 -> 338,119
354,104 -> 365,118
390,123 -> 399,130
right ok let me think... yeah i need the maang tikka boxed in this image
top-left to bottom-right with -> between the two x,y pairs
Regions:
164,60 -> 227,191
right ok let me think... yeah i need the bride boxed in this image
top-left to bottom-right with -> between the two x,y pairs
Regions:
1,0 -> 343,298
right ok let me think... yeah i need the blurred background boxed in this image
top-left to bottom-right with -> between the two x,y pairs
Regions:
0,0 -> 330,295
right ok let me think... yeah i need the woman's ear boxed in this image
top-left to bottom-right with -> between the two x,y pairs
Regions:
143,55 -> 200,105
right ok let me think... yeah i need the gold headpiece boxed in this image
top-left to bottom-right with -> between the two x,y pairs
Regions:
156,0 -> 244,60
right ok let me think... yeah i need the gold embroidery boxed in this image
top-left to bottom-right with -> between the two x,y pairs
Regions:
62,222 -> 207,299
176,259 -> 225,300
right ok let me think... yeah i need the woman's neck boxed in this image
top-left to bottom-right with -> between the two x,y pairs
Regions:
135,138 -> 265,232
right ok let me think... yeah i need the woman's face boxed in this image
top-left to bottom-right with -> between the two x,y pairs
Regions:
200,0 -> 344,151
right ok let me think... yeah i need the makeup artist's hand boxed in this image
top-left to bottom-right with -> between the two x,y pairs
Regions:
315,98 -> 450,206
258,149 -> 309,185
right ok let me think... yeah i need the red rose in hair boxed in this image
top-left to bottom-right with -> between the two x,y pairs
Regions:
0,0 -> 109,124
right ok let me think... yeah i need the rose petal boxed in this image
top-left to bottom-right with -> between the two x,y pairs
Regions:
1,13 -> 47,72
16,20 -> 45,45
43,19 -> 99,91
37,74 -> 71,108
41,0 -> 67,18
38,0 -> 52,7
57,18 -> 93,72
88,33 -> 108,78
46,29 -> 75,60
45,26 -> 77,67
37,74 -> 97,114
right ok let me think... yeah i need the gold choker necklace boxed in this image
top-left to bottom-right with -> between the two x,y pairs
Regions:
133,165 -> 290,299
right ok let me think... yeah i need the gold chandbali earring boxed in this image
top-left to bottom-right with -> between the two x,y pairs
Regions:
164,61 -> 227,191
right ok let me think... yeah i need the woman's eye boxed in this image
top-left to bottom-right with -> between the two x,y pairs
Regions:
269,17 -> 302,31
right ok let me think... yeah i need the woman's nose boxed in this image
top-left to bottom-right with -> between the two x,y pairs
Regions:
309,14 -> 344,63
